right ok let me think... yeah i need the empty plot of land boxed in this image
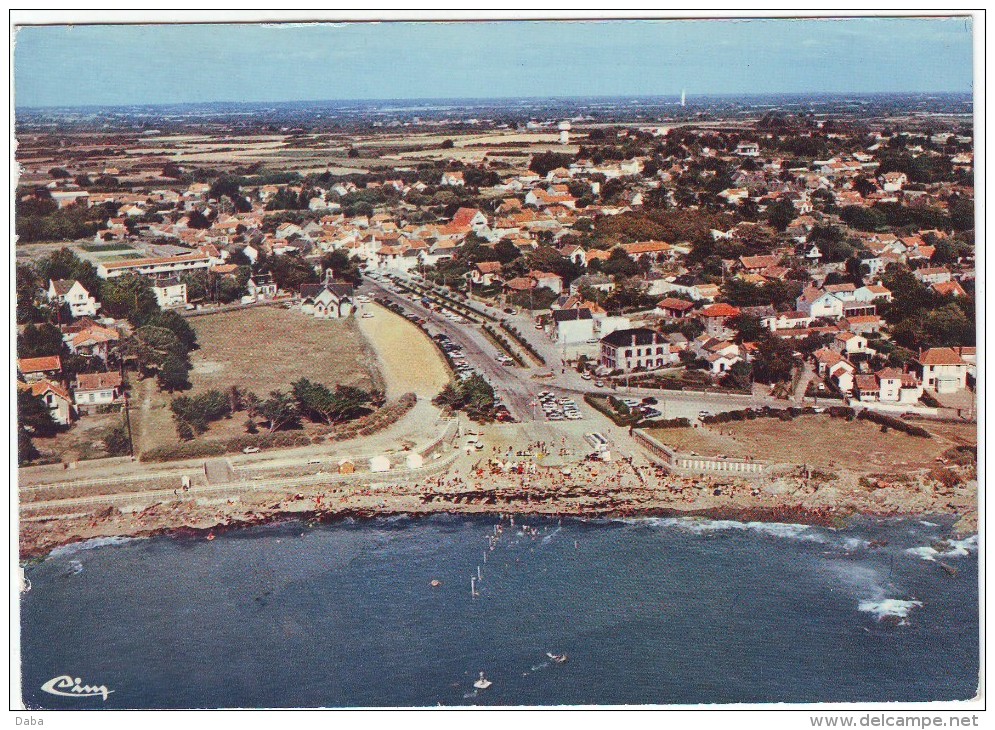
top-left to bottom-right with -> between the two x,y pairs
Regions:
355,303 -> 449,399
647,415 -> 977,474
188,305 -> 376,396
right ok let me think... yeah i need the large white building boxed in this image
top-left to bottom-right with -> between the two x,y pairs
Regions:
97,252 -> 212,280
599,328 -> 675,372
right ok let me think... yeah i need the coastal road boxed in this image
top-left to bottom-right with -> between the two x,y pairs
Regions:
368,274 -> 783,423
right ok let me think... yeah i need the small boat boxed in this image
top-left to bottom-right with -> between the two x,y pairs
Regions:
206,533 -> 216,541
473,672 -> 492,690
546,652 -> 568,664
430,579 -> 442,588
938,561 -> 958,577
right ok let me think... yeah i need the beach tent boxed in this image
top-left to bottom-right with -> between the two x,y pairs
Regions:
405,452 -> 425,470
369,455 -> 391,473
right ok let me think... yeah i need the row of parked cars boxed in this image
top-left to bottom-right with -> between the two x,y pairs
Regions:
617,396 -> 665,420
537,391 -> 583,421
434,333 -> 474,380
432,333 -> 513,421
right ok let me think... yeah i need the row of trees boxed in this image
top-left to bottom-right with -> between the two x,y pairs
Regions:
169,380 -> 381,440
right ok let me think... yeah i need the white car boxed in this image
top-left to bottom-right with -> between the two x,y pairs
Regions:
242,446 -> 261,454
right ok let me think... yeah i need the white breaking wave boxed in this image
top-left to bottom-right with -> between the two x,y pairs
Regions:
858,598 -> 923,621
47,535 -> 146,559
631,516 -> 828,543
905,534 -> 978,562
541,526 -> 562,545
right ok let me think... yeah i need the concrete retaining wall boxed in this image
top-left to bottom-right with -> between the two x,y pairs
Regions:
633,429 -> 771,477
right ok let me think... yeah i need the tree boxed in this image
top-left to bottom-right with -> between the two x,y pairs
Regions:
181,271 -> 210,302
187,209 -> 212,229
18,429 -> 39,465
432,374 -> 495,421
728,314 -> 765,343
320,250 -> 362,286
259,390 -> 301,433
440,139 -> 455,149
123,325 -> 182,376
840,205 -> 886,232
217,276 -> 246,303
751,334 -> 796,384
268,254 -> 319,292
601,248 -> 639,279
491,238 -> 522,265
765,199 -> 796,231
17,389 -> 59,436
48,167 -> 71,179
17,323 -> 64,358
161,162 -> 183,179
100,273 -> 160,325
158,353 -> 192,392
170,389 -> 232,436
720,361 -> 753,390
104,425 -> 131,456
149,310 -> 198,352
37,248 -> 102,299
529,151 -> 575,178
949,198 -> 974,231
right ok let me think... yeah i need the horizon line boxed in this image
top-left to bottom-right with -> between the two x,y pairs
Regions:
14,89 -> 975,112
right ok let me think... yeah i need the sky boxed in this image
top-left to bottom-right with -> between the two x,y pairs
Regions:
13,17 -> 974,108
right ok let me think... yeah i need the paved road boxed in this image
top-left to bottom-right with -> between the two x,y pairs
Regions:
375,273 -> 783,423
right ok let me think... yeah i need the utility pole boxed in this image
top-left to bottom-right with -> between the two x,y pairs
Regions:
123,391 -> 135,459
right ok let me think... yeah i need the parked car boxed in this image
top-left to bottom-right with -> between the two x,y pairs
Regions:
242,446 -> 261,454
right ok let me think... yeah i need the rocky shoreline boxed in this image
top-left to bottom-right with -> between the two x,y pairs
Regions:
18,482 -> 977,561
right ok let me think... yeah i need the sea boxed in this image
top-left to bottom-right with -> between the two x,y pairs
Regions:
19,514 -> 979,708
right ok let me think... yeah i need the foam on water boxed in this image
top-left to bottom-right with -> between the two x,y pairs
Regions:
905,534 -> 978,562
633,516 -> 827,543
47,535 -> 145,559
858,598 -> 923,621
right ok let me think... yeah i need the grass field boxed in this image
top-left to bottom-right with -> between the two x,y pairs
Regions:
647,415 -> 977,474
130,306 -> 379,456
187,305 -> 375,396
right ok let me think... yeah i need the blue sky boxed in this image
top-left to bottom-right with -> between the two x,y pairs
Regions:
14,17 -> 974,107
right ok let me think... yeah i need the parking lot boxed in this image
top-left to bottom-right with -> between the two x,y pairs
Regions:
535,390 -> 584,422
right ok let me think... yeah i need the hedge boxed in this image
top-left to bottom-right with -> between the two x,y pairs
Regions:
639,417 -> 691,429
481,324 -> 527,367
500,321 -> 547,365
856,409 -> 932,438
584,394 -> 641,427
701,406 -> 820,424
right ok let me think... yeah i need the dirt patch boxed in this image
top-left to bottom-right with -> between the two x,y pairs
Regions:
355,303 -> 449,400
647,415 -> 977,475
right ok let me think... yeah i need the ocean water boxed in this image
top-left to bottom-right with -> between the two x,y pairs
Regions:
19,515 -> 979,708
